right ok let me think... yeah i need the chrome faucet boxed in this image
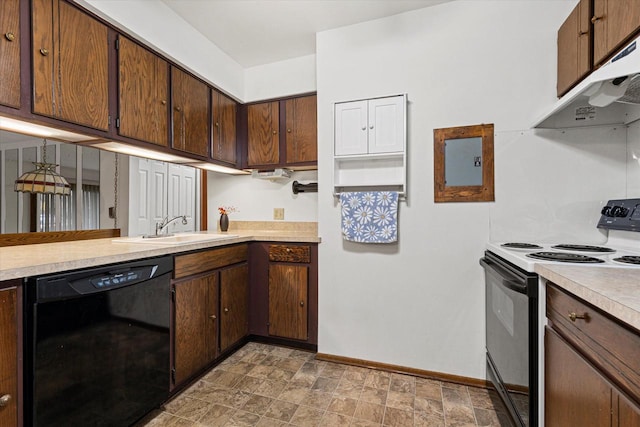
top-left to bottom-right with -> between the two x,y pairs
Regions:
154,215 -> 188,237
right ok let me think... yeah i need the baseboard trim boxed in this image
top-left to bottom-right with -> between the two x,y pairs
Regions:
249,335 -> 318,352
315,352 -> 490,389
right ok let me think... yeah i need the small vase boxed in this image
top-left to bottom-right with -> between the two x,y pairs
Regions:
219,213 -> 229,232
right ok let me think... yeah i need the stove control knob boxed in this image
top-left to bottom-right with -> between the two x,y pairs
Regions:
610,206 -> 629,217
601,206 -> 613,217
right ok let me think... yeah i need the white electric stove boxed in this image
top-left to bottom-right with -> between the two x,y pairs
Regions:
486,198 -> 640,272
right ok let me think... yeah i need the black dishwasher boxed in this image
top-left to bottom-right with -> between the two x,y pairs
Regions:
24,256 -> 173,427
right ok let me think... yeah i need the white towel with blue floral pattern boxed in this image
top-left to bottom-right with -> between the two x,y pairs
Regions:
340,191 -> 398,243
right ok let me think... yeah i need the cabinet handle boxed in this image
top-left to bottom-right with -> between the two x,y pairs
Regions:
578,30 -> 589,36
39,48 -> 49,56
161,100 -> 167,105
286,248 -> 292,253
4,32 -> 15,42
299,301 -> 304,307
0,394 -> 11,407
175,106 -> 182,112
272,130 -> 277,135
287,128 -> 292,133
591,15 -> 603,24
224,307 -> 229,313
361,127 -> 366,131
369,125 -> 374,129
215,122 -> 220,127
568,312 -> 587,322
210,315 -> 217,320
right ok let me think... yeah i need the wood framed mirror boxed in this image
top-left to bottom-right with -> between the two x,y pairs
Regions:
433,123 -> 494,203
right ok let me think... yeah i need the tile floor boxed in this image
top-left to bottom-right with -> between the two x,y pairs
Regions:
142,342 -> 512,427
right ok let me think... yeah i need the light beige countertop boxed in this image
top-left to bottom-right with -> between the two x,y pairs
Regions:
0,221 -> 320,281
535,264 -> 640,331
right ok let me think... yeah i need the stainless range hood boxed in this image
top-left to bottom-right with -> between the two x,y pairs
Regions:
533,35 -> 640,129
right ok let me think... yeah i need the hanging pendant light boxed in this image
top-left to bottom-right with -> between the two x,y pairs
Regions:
14,139 -> 71,196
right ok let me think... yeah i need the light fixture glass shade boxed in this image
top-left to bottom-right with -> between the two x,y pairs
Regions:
15,162 -> 71,196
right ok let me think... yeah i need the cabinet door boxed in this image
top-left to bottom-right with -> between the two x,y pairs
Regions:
593,0 -> 640,65
545,328 -> 613,427
285,95 -> 317,164
557,0 -> 591,96
247,101 -> 279,166
220,263 -> 248,352
0,0 -> 20,108
212,90 -> 237,164
171,67 -> 209,157
334,100 -> 368,156
0,288 -> 17,427
367,96 -> 405,154
118,36 -> 169,147
268,264 -> 308,340
616,391 -> 640,426
174,273 -> 218,386
32,0 -> 109,130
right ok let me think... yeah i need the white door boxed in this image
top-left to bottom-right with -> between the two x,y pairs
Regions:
129,158 -> 168,237
367,95 -> 405,154
334,100 -> 368,156
167,163 -> 195,234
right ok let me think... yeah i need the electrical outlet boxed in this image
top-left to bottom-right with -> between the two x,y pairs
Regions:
273,208 -> 285,220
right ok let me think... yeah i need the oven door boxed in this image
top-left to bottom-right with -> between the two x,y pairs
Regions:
481,251 -> 537,427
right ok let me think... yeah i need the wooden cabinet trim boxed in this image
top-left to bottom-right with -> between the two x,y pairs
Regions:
547,283 -> 640,404
174,244 -> 248,279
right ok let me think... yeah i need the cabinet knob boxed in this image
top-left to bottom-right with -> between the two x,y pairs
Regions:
4,32 -> 15,42
361,127 -> 366,131
215,122 -> 220,127
299,301 -> 304,307
287,128 -> 292,133
175,106 -> 182,112
286,248 -> 292,253
0,394 -> 11,407
369,125 -> 374,129
578,30 -> 589,36
272,130 -> 277,135
160,100 -> 167,105
591,15 -> 603,24
568,312 -> 587,322
39,48 -> 49,56
210,315 -> 217,320
224,307 -> 229,313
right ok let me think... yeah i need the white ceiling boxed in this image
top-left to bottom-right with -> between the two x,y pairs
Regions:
160,0 -> 452,67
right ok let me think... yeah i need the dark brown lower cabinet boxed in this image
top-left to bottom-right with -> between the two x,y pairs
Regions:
269,264 -> 308,340
545,328 -> 613,427
220,264 -> 248,352
545,282 -> 640,427
172,245 -> 248,387
173,273 -> 218,386
0,286 -> 17,427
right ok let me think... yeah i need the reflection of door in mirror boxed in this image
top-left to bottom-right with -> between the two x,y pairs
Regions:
0,131 -> 105,233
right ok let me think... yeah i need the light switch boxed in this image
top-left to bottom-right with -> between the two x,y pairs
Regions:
274,208 -> 284,220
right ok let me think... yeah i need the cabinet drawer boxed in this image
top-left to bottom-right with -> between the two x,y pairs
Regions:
175,244 -> 248,279
268,245 -> 310,263
546,283 -> 640,402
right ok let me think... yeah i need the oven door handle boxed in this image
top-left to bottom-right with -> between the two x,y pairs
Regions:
480,258 -> 528,294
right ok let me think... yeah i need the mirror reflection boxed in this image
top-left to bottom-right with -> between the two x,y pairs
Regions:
0,130 -> 109,233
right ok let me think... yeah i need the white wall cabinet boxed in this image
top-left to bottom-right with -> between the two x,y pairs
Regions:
333,94 -> 407,196
335,95 -> 405,156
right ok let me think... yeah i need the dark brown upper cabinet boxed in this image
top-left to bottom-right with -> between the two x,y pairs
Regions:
246,94 -> 317,169
212,90 -> 237,165
171,66 -> 209,157
32,0 -> 109,131
0,0 -> 20,109
285,95 -> 317,164
117,35 -> 169,147
557,0 -> 591,97
434,123 -> 494,203
247,101 -> 280,167
593,0 -> 640,66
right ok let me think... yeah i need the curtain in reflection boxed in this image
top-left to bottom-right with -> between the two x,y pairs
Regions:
82,185 -> 99,230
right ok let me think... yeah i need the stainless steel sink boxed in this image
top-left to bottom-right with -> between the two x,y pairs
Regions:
113,233 -> 238,245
